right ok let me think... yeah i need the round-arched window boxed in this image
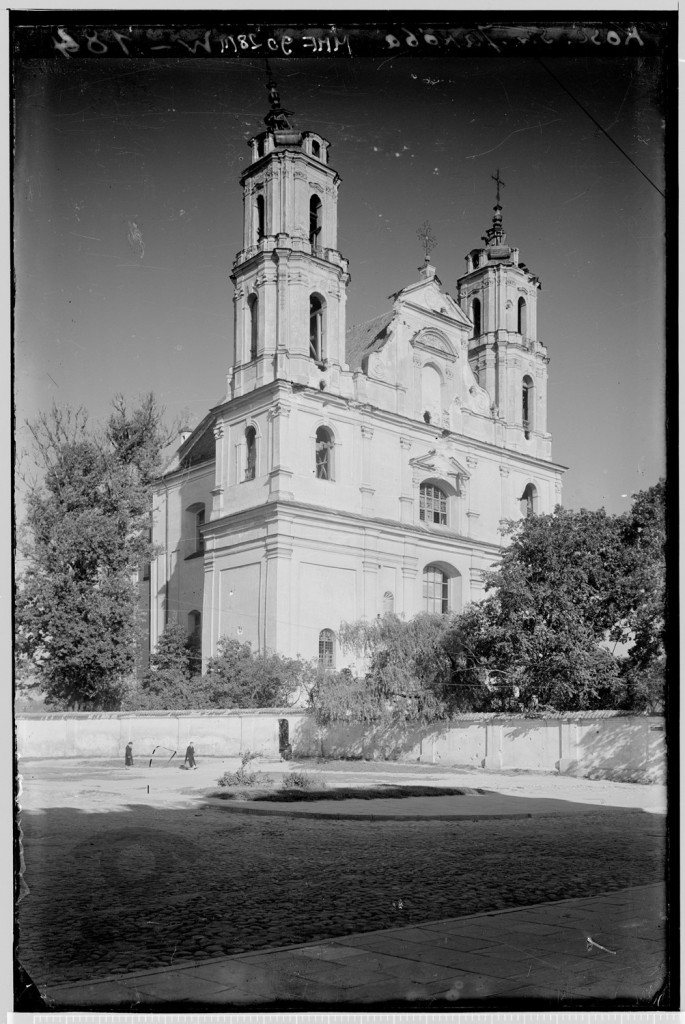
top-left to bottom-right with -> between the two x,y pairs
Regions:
423,565 -> 449,614
315,426 -> 334,480
318,628 -> 335,668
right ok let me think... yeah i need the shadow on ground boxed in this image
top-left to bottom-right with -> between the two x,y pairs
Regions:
16,788 -> 667,1011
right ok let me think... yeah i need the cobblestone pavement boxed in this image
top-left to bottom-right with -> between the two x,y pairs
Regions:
17,782 -> 665,989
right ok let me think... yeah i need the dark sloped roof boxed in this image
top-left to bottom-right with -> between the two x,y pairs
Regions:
345,311 -> 395,371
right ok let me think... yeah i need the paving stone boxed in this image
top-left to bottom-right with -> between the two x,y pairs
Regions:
17,763 -> 666,994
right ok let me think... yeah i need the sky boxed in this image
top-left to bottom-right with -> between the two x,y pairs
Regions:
14,40 -> 668,516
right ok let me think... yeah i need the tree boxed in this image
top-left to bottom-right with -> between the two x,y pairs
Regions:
616,480 -> 667,711
451,507 -> 633,712
311,613 -> 462,724
201,638 -> 306,708
122,620 -> 202,711
16,396 -> 173,710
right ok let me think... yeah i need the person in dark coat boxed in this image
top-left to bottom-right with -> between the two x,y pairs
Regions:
125,741 -> 133,768
184,742 -> 197,769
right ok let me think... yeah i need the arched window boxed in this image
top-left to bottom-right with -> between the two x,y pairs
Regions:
309,195 -> 322,250
245,426 -> 256,481
472,297 -> 481,336
311,139 -> 321,159
421,363 -> 442,424
255,194 -> 265,242
520,483 -> 537,517
315,426 -> 334,480
310,294 -> 325,361
423,565 -> 449,614
518,297 -> 527,335
420,483 -> 447,525
248,294 -> 258,361
522,375 -> 533,438
383,591 -> 394,615
186,503 -> 205,555
473,254 -> 480,269
318,628 -> 335,668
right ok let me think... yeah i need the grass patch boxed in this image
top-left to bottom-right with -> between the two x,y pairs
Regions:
210,784 -> 489,803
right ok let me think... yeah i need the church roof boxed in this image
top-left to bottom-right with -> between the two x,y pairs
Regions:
345,311 -> 395,371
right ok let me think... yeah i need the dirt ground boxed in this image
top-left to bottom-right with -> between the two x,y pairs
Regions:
17,755 -> 667,814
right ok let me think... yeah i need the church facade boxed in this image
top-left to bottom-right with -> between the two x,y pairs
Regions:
148,86 -> 565,672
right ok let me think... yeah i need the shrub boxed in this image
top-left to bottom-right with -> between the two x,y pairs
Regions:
281,771 -> 322,791
216,750 -> 272,788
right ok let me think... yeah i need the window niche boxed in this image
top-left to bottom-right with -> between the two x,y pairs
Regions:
245,426 -> 257,481
315,426 -> 334,480
309,195 -> 322,250
186,504 -> 205,557
522,375 -> 534,438
309,294 -> 325,362
518,296 -> 528,336
472,297 -> 481,336
256,193 -> 266,241
318,628 -> 335,668
520,483 -> 537,516
248,294 -> 258,362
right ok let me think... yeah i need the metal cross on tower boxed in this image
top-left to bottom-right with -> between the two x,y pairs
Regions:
417,221 -> 437,263
492,168 -> 505,205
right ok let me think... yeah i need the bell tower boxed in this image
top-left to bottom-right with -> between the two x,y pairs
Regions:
229,71 -> 350,397
457,171 -> 549,449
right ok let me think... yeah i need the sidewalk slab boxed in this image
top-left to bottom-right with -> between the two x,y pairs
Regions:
44,883 -> 667,1008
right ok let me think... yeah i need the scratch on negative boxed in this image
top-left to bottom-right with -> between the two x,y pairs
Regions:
466,119 -> 561,160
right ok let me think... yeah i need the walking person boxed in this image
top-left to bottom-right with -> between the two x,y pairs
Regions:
125,741 -> 134,768
184,741 -> 197,770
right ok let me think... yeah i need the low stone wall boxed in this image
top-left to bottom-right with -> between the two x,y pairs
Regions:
15,709 -> 665,780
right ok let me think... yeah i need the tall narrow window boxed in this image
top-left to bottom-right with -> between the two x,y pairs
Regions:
310,294 -> 324,361
255,194 -> 265,241
195,508 -> 205,553
522,375 -> 533,438
420,483 -> 447,525
423,565 -> 449,614
318,628 -> 335,668
187,610 -> 202,675
248,294 -> 258,361
311,139 -> 321,159
520,483 -> 537,517
315,426 -> 333,480
245,426 -> 256,481
383,591 -> 394,615
518,297 -> 527,335
309,195 -> 322,250
472,297 -> 481,336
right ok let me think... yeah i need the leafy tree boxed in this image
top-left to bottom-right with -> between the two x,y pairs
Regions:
16,396 -> 173,710
202,638 -> 306,708
312,614 -> 462,724
122,620 -> 201,711
312,485 -> 667,721
452,507 -> 630,712
616,480 -> 667,711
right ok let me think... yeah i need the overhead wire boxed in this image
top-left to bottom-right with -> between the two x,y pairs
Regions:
537,58 -> 665,200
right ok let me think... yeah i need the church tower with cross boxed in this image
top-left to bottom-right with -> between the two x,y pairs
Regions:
457,170 -> 549,458
148,85 -> 564,679
229,70 -> 350,400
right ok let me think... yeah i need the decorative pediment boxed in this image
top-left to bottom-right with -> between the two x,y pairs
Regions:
409,449 -> 470,494
412,327 -> 456,360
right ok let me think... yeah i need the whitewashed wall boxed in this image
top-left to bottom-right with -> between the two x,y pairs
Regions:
15,710 -> 665,780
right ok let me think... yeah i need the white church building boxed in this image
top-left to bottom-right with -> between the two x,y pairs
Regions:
148,81 -> 565,672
